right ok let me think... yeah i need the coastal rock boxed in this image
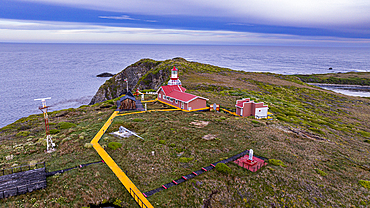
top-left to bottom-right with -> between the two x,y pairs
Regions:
97,72 -> 115,77
89,58 -> 179,105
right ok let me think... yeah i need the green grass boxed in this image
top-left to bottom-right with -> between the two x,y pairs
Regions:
108,142 -> 122,150
268,159 -> 286,167
1,58 -> 370,207
179,157 -> 194,163
16,131 -> 30,137
359,180 -> 370,189
49,129 -> 60,134
58,121 -> 77,129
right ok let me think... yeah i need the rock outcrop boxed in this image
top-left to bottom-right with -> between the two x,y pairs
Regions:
96,72 -> 115,77
89,58 -> 185,105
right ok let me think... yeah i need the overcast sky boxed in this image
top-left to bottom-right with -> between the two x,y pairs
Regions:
1,0 -> 369,46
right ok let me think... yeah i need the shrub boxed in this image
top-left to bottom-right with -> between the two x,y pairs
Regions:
175,148 -> 184,153
58,122 -> 77,129
251,120 -> 260,124
169,143 -> 176,147
179,157 -> 194,163
49,129 -> 60,134
364,140 -> 370,144
108,142 -> 122,150
159,140 -> 166,144
113,199 -> 122,207
359,180 -> 370,189
314,168 -> 327,176
215,163 -> 231,174
84,143 -> 93,149
16,131 -> 30,137
268,159 -> 286,167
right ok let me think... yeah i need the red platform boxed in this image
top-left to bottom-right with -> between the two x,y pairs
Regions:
234,155 -> 267,172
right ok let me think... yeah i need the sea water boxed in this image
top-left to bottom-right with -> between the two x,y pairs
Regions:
0,43 -> 369,127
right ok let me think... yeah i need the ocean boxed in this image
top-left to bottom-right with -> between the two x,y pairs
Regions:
0,43 -> 369,128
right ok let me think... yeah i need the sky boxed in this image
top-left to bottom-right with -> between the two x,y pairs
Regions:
0,0 -> 370,46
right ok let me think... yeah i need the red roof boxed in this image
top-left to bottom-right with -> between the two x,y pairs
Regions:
159,85 -> 207,103
236,102 -> 244,108
172,67 -> 178,71
161,85 -> 186,94
167,90 -> 197,102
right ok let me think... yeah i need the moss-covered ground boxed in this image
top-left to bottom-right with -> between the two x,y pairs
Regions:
0,59 -> 369,207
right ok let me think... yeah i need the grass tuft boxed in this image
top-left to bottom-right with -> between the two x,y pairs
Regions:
108,142 -> 122,150
268,159 -> 286,167
314,168 -> 327,176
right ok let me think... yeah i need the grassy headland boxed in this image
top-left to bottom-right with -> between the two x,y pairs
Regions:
0,58 -> 369,207
294,72 -> 370,85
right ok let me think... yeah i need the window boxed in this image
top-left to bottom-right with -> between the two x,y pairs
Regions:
159,94 -> 161,98
175,100 -> 178,104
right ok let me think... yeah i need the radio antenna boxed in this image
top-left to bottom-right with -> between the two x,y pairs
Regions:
34,97 -> 55,153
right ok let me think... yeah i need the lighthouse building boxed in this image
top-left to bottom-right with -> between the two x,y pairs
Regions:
157,67 -> 208,111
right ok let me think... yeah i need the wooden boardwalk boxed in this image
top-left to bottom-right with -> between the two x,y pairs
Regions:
90,110 -> 153,208
90,104 -> 214,207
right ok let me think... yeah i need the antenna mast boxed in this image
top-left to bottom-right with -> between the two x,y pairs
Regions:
34,97 -> 55,153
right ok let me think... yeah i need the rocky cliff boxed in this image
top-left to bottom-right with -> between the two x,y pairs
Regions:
89,58 -> 186,105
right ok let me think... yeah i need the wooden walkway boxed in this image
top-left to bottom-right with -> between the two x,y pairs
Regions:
90,110 -> 153,208
90,103 -> 214,207
220,108 -> 240,117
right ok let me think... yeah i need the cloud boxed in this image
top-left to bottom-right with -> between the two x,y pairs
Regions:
98,15 -> 157,22
16,0 -> 370,28
99,15 -> 138,20
0,18 -> 369,46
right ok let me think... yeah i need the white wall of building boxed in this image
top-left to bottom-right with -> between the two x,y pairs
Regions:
255,107 -> 268,119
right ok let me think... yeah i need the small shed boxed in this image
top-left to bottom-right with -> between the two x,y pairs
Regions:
235,98 -> 268,119
117,91 -> 137,110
